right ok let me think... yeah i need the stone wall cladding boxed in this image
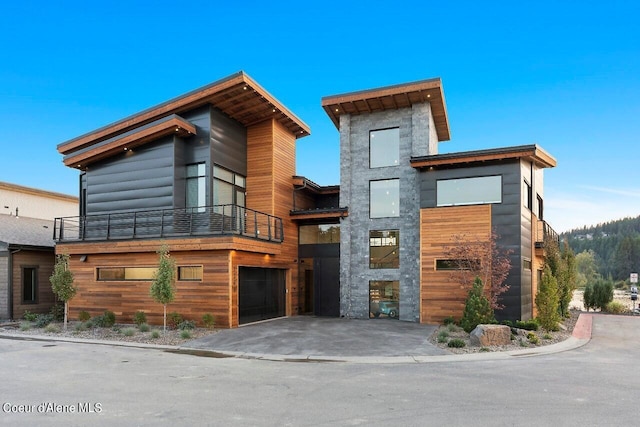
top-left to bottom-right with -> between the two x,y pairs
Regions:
340,104 -> 437,322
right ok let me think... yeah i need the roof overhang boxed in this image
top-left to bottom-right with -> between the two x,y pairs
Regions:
410,144 -> 557,169
321,77 -> 450,141
58,71 -> 311,162
64,115 -> 196,168
289,208 -> 348,222
292,176 -> 340,195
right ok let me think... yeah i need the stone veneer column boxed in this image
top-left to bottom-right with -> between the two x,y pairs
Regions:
339,105 -> 437,322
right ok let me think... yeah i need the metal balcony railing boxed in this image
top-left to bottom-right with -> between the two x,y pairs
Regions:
53,205 -> 283,243
535,220 -> 559,248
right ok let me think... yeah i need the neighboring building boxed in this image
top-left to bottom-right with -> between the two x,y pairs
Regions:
322,79 -> 557,323
54,72 -> 557,327
0,182 -> 78,320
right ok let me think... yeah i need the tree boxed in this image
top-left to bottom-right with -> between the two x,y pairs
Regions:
557,241 -> 578,318
460,277 -> 495,333
150,245 -> 176,332
612,236 -> 640,281
443,229 -> 512,310
535,265 -> 560,331
575,250 -> 600,288
583,278 -> 613,311
49,254 -> 76,330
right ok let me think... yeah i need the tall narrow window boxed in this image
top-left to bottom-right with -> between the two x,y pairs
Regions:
370,128 -> 399,168
186,163 -> 206,210
370,230 -> 399,268
523,180 -> 532,211
370,179 -> 400,218
22,267 -> 37,303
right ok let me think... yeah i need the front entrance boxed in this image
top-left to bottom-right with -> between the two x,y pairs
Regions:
238,267 -> 286,325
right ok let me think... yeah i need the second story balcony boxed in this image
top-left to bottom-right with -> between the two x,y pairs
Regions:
54,205 -> 283,243
535,219 -> 559,249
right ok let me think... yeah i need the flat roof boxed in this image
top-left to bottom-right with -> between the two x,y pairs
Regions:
0,181 -> 77,202
321,78 -> 450,141
58,71 -> 311,158
410,144 -> 557,169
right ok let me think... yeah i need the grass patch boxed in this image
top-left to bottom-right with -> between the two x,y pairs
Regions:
180,330 -> 192,339
138,323 -> 150,332
44,324 -> 60,333
150,330 -> 160,339
447,338 -> 466,348
122,327 -> 136,337
19,322 -> 31,331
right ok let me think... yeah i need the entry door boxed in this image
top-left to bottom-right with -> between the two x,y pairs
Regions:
314,257 -> 340,317
239,267 -> 286,325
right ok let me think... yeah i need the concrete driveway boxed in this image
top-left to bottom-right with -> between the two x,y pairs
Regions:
183,316 -> 449,358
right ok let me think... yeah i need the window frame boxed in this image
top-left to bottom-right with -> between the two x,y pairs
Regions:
186,162 -> 207,210
369,230 -> 400,269
369,179 -> 400,218
369,127 -> 400,168
22,266 -> 38,304
177,265 -> 204,282
96,267 -> 157,281
436,175 -> 503,207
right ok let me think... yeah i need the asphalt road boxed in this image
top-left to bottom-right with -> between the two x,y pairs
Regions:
0,314 -> 638,426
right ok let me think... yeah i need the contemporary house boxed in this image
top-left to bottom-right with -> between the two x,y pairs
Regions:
54,72 -> 557,327
322,79 -> 557,323
0,182 -> 78,319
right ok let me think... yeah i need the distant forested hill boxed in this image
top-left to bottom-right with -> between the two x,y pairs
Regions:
562,215 -> 640,281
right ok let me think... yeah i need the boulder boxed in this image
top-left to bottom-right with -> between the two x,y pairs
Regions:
469,324 -> 511,347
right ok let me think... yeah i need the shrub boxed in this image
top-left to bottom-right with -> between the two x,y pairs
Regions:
35,313 -> 54,328
93,310 -> 116,328
78,311 -> 91,322
605,301 -> 627,314
123,327 -> 136,337
501,320 -> 514,327
139,323 -> 151,332
180,330 -> 192,339
23,310 -> 37,322
133,311 -> 147,326
515,319 -> 539,331
584,278 -> 614,311
202,313 -> 215,329
44,324 -> 60,333
50,304 -> 65,322
74,322 -> 88,332
151,330 -> 161,339
19,322 -> 31,331
479,347 -> 491,352
437,330 -> 449,343
460,277 -> 495,333
167,312 -> 183,329
443,316 -> 456,326
447,323 -> 459,333
178,320 -> 196,331
542,333 -> 553,340
527,332 -> 539,345
447,338 -> 466,348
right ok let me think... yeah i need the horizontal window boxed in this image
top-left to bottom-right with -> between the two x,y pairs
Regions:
299,224 -> 340,244
437,175 -> 502,207
97,267 -> 157,281
178,266 -> 203,281
435,259 -> 480,271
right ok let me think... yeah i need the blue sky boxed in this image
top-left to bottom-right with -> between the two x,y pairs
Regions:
1,0 -> 638,233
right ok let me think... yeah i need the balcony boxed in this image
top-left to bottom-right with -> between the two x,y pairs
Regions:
535,219 -> 559,249
54,205 -> 283,243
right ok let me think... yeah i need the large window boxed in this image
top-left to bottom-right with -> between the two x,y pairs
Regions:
370,230 -> 399,268
299,224 -> 340,244
369,280 -> 399,319
22,267 -> 37,303
186,163 -> 206,209
370,179 -> 400,218
370,128 -> 399,168
213,165 -> 245,207
97,267 -> 157,281
436,175 -> 502,207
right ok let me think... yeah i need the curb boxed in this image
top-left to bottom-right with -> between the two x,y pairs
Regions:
0,313 -> 594,364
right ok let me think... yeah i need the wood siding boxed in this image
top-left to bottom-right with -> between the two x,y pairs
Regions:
12,250 -> 56,319
420,205 -> 492,323
65,250 -> 233,328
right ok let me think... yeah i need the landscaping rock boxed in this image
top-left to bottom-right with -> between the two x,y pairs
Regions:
469,324 -> 511,347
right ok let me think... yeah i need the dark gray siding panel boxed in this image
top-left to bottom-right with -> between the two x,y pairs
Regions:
181,106 -> 211,166
211,108 -> 247,176
86,138 -> 174,214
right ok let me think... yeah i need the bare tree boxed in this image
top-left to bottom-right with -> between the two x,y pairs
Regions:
443,229 -> 512,310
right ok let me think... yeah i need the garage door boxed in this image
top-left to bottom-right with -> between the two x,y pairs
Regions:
239,267 -> 286,325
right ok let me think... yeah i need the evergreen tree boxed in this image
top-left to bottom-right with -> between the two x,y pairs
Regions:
536,265 -> 560,331
557,242 -> 578,317
460,277 -> 495,333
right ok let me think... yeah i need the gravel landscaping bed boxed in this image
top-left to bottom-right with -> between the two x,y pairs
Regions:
0,321 -> 216,346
